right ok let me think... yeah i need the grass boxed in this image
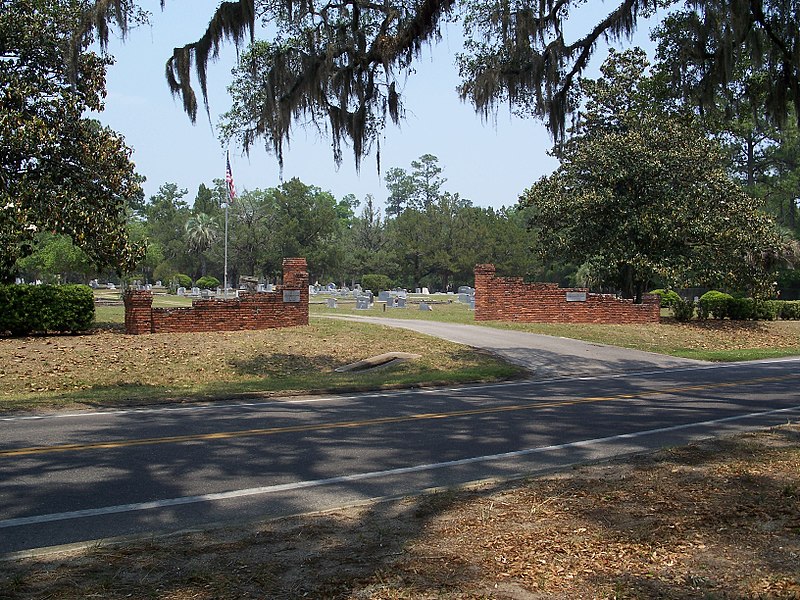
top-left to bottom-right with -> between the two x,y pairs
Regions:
313,296 -> 800,361
0,311 -> 521,413
2,293 -> 798,413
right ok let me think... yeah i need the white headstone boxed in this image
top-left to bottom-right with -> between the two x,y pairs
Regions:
421,287 -> 429,295
327,298 -> 337,309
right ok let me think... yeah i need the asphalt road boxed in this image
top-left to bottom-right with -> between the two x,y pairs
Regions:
324,315 -> 704,377
1,354 -> 799,556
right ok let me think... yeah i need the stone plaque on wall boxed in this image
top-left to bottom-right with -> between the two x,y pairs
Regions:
565,292 -> 587,302
283,290 -> 301,303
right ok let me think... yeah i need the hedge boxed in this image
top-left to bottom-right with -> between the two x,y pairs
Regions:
195,275 -> 221,289
648,289 -> 681,309
0,284 -> 95,336
779,300 -> 800,320
697,291 -> 734,320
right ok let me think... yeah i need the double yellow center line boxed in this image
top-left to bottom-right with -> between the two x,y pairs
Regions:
1,374 -> 795,458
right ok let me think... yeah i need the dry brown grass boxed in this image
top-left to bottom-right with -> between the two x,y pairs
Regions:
2,425 -> 797,599
0,319 -> 520,412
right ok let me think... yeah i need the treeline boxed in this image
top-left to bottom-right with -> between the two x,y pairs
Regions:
15,155 -> 548,292
131,154 -> 541,291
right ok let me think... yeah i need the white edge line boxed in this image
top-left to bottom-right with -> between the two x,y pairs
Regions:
2,404 -> 798,530
3,356 -> 799,423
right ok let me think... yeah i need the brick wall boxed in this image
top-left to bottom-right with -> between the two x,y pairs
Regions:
123,258 -> 309,334
474,264 -> 660,324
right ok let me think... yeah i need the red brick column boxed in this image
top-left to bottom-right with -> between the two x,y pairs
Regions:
281,257 -> 309,326
123,290 -> 153,334
282,258 -> 309,289
474,264 -> 496,321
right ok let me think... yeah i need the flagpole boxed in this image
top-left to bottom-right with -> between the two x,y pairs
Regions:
224,199 -> 229,299
224,149 -> 235,300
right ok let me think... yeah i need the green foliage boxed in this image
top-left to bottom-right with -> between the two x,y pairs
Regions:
1,0 -> 145,282
727,297 -> 756,320
0,284 -> 94,336
672,297 -> 696,322
727,298 -> 782,321
361,274 -> 392,292
697,291 -> 734,320
195,275 -> 221,289
779,301 -> 800,320
521,50 -> 783,301
648,289 -> 681,309
15,233 -> 95,283
758,301 -> 782,321
174,274 -> 192,289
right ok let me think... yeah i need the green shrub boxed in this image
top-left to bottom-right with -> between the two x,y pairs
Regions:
195,275 -> 221,289
174,273 -> 192,289
0,284 -> 94,336
361,274 -> 392,292
728,297 -> 755,320
754,300 -> 781,321
672,297 -> 696,322
779,300 -> 800,320
648,289 -> 681,309
697,291 -> 733,320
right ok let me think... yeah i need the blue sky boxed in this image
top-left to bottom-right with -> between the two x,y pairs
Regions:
96,1 -> 662,211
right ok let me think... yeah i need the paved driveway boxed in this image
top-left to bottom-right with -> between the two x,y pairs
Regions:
325,316 -> 704,378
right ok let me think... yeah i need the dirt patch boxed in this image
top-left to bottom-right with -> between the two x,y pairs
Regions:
2,425 -> 798,599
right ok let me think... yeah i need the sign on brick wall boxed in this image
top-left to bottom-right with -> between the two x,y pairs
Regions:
283,290 -> 301,303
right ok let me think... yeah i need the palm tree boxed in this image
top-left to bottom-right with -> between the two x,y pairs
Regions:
185,213 -> 219,277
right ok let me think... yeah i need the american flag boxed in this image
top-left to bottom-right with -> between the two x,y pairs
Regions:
225,152 -> 236,202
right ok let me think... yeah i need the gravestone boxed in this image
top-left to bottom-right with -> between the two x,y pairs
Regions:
421,287 -> 429,295
327,298 -> 337,309
397,297 -> 407,308
419,302 -> 432,311
378,291 -> 391,302
191,287 -> 200,296
355,296 -> 371,310
177,287 -> 186,296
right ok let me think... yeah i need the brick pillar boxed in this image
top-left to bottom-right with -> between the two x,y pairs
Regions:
473,264 -> 496,321
282,258 -> 309,289
282,257 -> 309,326
123,290 -> 153,334
642,293 -> 662,322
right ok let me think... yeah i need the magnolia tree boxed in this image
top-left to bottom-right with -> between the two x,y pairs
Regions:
521,50 -> 784,301
0,0 -> 145,282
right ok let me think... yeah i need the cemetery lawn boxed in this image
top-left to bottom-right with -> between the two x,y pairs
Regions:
2,424 -> 798,598
0,315 -> 521,414
312,300 -> 800,361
